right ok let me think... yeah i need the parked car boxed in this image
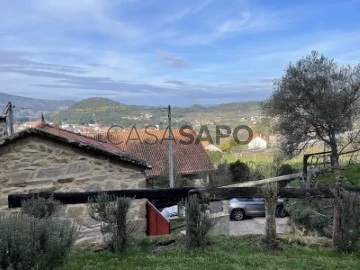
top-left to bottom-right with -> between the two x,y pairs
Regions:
229,197 -> 287,221
160,205 -> 179,219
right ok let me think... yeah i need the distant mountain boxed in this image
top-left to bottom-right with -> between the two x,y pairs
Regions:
53,97 -> 261,126
0,92 -> 76,120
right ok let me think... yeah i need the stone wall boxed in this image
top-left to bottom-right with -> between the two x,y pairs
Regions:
0,120 -> 7,141
0,134 -> 148,245
63,199 -> 147,247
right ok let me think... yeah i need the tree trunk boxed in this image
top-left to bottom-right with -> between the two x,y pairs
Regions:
332,187 -> 341,249
330,137 -> 342,249
264,196 -> 277,241
261,183 -> 278,247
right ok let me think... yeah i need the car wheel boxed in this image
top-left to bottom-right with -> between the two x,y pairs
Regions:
276,206 -> 286,218
231,209 -> 245,221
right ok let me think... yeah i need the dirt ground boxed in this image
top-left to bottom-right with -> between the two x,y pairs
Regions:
230,217 -> 291,235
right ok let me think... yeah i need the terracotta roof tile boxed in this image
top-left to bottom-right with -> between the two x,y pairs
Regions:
104,128 -> 215,177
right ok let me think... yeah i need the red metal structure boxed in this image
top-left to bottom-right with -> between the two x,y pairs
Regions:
147,201 -> 170,236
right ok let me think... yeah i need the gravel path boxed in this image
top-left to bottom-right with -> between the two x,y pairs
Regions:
230,217 -> 291,235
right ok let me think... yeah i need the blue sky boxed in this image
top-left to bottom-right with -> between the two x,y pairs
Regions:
1,0 -> 360,106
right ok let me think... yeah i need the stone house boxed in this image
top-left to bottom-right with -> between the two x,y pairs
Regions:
0,123 -> 151,245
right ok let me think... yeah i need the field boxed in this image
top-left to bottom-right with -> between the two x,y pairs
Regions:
223,144 -> 360,170
62,236 -> 360,270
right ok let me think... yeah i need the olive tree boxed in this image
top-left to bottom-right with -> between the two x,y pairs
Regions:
262,51 -> 360,248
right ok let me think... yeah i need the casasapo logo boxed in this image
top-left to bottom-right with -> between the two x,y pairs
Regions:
107,124 -> 253,145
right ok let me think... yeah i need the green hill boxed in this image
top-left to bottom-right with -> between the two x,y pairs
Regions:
52,97 -> 261,126
52,97 -> 156,125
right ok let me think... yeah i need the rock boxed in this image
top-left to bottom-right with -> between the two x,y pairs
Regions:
66,162 -> 91,175
36,167 -> 66,178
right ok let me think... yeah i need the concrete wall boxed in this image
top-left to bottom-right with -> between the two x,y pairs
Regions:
209,213 -> 230,236
0,134 -> 148,245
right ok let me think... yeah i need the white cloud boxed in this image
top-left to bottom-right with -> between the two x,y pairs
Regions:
163,0 -> 212,23
215,12 -> 252,34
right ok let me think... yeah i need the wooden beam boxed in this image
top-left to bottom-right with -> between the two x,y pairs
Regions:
205,187 -> 335,199
220,173 -> 302,188
8,186 -> 360,208
205,187 -> 333,199
8,187 -> 194,208
205,186 -> 360,200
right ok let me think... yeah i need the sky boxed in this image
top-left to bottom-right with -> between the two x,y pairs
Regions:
1,0 -> 360,106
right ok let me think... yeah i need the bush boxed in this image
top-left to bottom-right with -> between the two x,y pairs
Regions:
286,198 -> 332,237
186,194 -> 215,248
277,164 -> 298,176
21,196 -> 61,219
151,169 -> 189,187
248,162 -> 266,180
88,193 -> 133,253
229,160 -> 250,182
339,191 -> 360,252
0,214 -> 77,270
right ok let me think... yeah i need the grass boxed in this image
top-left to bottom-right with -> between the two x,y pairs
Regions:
315,163 -> 360,187
223,145 -> 328,170
62,235 -> 360,270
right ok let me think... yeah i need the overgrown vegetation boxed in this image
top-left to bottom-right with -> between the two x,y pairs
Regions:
186,194 -> 215,248
0,214 -> 77,270
88,193 -> 133,253
277,163 -> 299,176
286,198 -> 333,238
21,196 -> 61,219
339,191 -> 360,252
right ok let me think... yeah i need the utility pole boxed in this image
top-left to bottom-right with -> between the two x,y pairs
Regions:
168,105 -> 174,188
93,113 -> 97,125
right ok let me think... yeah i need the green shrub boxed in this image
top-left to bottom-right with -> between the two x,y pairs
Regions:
186,194 -> 215,248
286,198 -> 332,237
229,160 -> 250,182
339,191 -> 360,252
21,196 -> 61,219
277,164 -> 298,176
0,214 -> 77,270
151,169 -> 189,187
88,193 -> 133,253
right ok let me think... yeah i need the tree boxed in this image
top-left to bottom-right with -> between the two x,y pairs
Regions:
263,51 -> 360,181
262,51 -> 360,249
229,160 -> 250,182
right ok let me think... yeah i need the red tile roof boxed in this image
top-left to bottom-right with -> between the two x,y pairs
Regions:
104,128 -> 215,177
0,124 -> 150,168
